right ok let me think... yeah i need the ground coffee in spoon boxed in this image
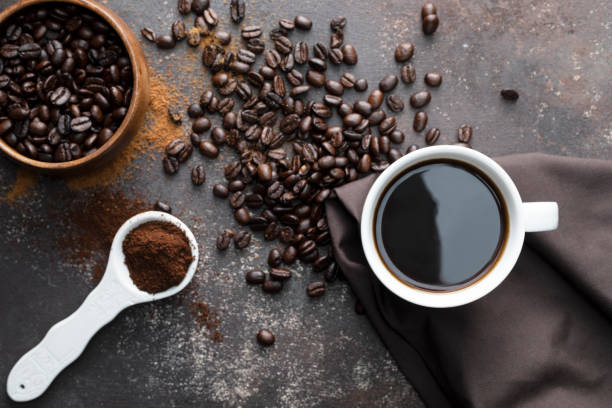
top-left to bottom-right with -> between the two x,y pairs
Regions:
122,221 -> 193,293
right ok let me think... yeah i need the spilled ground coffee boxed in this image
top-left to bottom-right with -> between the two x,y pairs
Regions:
123,221 -> 193,293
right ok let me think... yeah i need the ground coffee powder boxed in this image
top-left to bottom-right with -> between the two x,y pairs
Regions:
123,221 -> 193,293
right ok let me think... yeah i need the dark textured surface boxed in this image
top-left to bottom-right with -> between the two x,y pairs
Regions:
0,0 -> 610,407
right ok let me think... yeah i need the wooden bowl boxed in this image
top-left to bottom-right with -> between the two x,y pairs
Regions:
0,0 -> 149,175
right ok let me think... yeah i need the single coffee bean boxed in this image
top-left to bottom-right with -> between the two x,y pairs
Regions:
386,95 -> 404,112
279,18 -> 295,31
257,329 -> 275,345
263,279 -> 283,293
425,128 -> 440,145
294,41 -> 309,64
313,42 -> 328,59
423,14 -> 439,35
247,38 -> 265,54
163,156 -> 179,174
294,15 -> 312,30
341,44 -> 358,65
307,281 -> 326,297
368,109 -> 386,125
246,269 -> 265,284
308,57 -> 327,72
178,0 -> 192,14
389,148 -> 403,162
242,25 -> 262,39
399,65 -> 416,85
199,140 -> 219,158
268,249 -> 282,267
234,230 -> 251,248
270,267 -> 291,281
191,0 -> 209,13
325,80 -> 344,96
213,183 -> 230,198
389,129 -> 405,144
193,116 -> 212,133
328,48 -> 343,64
191,165 -> 206,185
501,89 -> 519,100
458,124 -> 473,143
354,78 -> 368,92
216,229 -> 233,250
156,34 -> 176,49
395,42 -> 415,62
172,20 -> 186,41
306,70 -> 325,87
368,90 -> 384,109
409,90 -> 432,108
425,72 -> 443,87
379,117 -> 397,135
406,144 -> 419,154
141,27 -> 156,42
413,111 -> 428,132
71,116 -> 92,132
230,0 -> 245,23
330,29 -> 344,48
235,208 -> 251,225
203,8 -> 219,27
422,3 -> 437,17
282,245 -> 298,264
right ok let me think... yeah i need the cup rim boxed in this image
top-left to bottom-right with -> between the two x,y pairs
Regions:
360,146 -> 525,308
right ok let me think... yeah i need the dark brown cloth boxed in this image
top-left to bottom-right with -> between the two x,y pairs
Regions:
325,153 -> 612,408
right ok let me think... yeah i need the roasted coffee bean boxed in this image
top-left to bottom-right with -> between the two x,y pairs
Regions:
50,87 -> 71,106
406,144 -> 419,154
307,281 -> 326,297
191,0 -> 209,13
409,90 -> 432,108
379,74 -> 398,92
389,130 -> 405,144
156,34 -> 176,49
343,113 -> 363,127
193,117 -> 212,133
163,155 -> 179,174
395,42 -> 414,62
230,0 -> 245,23
247,38 -> 265,54
294,41 -> 309,64
235,208 -> 251,225
501,89 -> 519,100
306,70 -> 325,87
308,57 -> 327,72
282,245 -> 298,264
325,80 -> 344,96
216,229 -> 233,250
313,42 -> 328,59
263,279 -> 283,293
389,148 -> 403,162
458,124 -> 473,142
188,103 -> 204,119
166,139 -> 186,156
425,72 -> 443,87
225,161 -> 242,179
242,25 -> 262,39
268,249 -> 282,267
172,20 -> 186,41
294,15 -> 312,30
203,8 -> 219,27
423,14 -> 439,35
199,140 -> 219,158
279,18 -> 295,31
328,48 -> 343,64
341,44 -> 358,65
264,49 -> 281,68
237,48 -> 256,64
178,0 -> 192,14
354,78 -> 368,92
368,90 -> 384,109
154,200 -> 172,213
234,230 -> 252,248
340,73 -> 356,89
213,31 -> 231,46
71,116 -> 92,132
386,95 -> 404,112
413,111 -> 428,132
400,64 -> 417,84
425,128 -> 440,145
213,183 -> 230,198
274,36 -> 292,54
422,3 -> 437,17
379,116 -> 397,135
330,16 -> 347,31
270,267 -> 291,281
246,269 -> 265,284
330,29 -> 344,48
191,165 -> 206,185
287,69 -> 304,86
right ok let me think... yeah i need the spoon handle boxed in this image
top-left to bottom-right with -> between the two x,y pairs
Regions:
6,275 -> 136,402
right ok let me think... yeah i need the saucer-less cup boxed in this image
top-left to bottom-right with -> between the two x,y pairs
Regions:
360,146 -> 559,308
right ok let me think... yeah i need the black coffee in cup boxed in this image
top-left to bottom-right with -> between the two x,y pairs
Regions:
374,159 -> 508,291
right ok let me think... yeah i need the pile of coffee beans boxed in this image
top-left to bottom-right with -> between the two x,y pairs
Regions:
153,2 -> 471,299
0,4 -> 134,162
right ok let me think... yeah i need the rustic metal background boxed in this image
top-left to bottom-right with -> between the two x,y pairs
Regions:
1,0 -> 610,406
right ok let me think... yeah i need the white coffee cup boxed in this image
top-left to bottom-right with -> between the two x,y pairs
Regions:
360,146 -> 558,308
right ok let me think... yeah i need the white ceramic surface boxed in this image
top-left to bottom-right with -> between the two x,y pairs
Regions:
361,146 -> 558,308
7,211 -> 198,402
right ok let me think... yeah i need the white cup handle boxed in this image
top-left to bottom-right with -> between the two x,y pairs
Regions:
522,202 -> 559,232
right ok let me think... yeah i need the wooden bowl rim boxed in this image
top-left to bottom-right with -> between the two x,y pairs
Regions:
0,0 -> 147,170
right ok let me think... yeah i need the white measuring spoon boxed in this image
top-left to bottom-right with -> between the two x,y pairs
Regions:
6,211 -> 199,402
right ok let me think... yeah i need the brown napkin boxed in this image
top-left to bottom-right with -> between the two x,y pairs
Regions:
325,153 -> 612,408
